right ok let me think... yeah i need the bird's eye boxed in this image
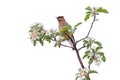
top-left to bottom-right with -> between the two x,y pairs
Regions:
57,16 -> 63,19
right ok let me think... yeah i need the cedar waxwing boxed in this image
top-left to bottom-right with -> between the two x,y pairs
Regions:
57,16 -> 75,49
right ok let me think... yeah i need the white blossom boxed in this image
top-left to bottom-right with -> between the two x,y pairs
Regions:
30,30 -> 39,40
49,28 -> 56,33
89,51 -> 94,58
76,68 -> 88,80
94,54 -> 102,66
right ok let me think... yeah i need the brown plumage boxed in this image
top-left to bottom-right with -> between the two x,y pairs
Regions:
57,16 -> 75,49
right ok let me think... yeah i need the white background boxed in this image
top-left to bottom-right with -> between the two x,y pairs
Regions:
0,0 -> 119,80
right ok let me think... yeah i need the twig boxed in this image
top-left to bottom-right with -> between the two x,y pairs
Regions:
60,44 -> 73,48
88,64 -> 91,70
78,45 -> 86,51
76,14 -> 96,45
51,36 -> 72,49
76,37 -> 87,45
86,14 -> 96,37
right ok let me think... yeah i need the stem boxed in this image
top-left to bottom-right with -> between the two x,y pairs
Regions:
74,46 -> 85,69
64,32 -> 85,69
88,64 -> 91,70
60,44 -> 72,48
73,14 -> 96,69
76,14 -> 96,45
78,45 -> 86,51
52,36 -> 72,49
86,14 -> 96,37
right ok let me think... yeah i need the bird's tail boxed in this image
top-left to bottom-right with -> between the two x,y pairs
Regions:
65,32 -> 75,50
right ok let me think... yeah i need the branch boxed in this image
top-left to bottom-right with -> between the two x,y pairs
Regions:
73,15 -> 97,69
76,14 -> 96,44
60,44 -> 73,48
86,14 -> 96,37
76,37 -> 87,45
74,46 -> 85,69
51,36 -> 73,49
88,64 -> 91,70
78,45 -> 86,51
63,32 -> 85,68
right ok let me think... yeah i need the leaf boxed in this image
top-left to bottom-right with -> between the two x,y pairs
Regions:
33,40 -> 36,46
83,54 -> 88,59
92,49 -> 95,54
96,47 -> 103,52
83,51 -> 90,59
83,40 -> 89,44
83,40 -> 89,46
45,36 -> 51,43
75,76 -> 78,80
85,51 -> 90,54
54,43 -> 58,47
85,6 -> 92,11
29,29 -> 33,32
87,44 -> 90,49
97,7 -> 108,14
98,52 -> 106,62
86,11 -> 92,14
74,22 -> 82,27
58,42 -> 61,48
94,41 -> 102,47
102,55 -> 106,62
98,52 -> 104,56
89,58 -> 93,64
42,32 -> 46,39
84,13 -> 91,21
88,70 -> 98,74
39,39 -> 44,46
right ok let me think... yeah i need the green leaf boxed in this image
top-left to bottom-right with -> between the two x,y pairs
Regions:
97,7 -> 108,14
98,52 -> 106,62
83,40 -> 89,44
89,58 -> 93,64
92,49 -> 95,54
42,32 -> 46,38
58,42 -> 61,48
83,51 -> 90,59
33,40 -> 36,46
29,29 -> 33,32
86,11 -> 92,14
96,47 -> 103,52
85,51 -> 90,54
88,70 -> 98,74
85,6 -> 92,11
83,40 -> 89,46
94,41 -> 102,47
98,52 -> 104,56
102,55 -> 106,62
39,39 -> 44,46
83,54 -> 88,59
84,13 -> 91,21
75,76 -> 78,80
74,22 -> 82,27
54,43 -> 58,47
87,44 -> 90,49
45,36 -> 51,43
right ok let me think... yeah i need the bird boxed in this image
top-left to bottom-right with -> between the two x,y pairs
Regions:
57,16 -> 75,50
